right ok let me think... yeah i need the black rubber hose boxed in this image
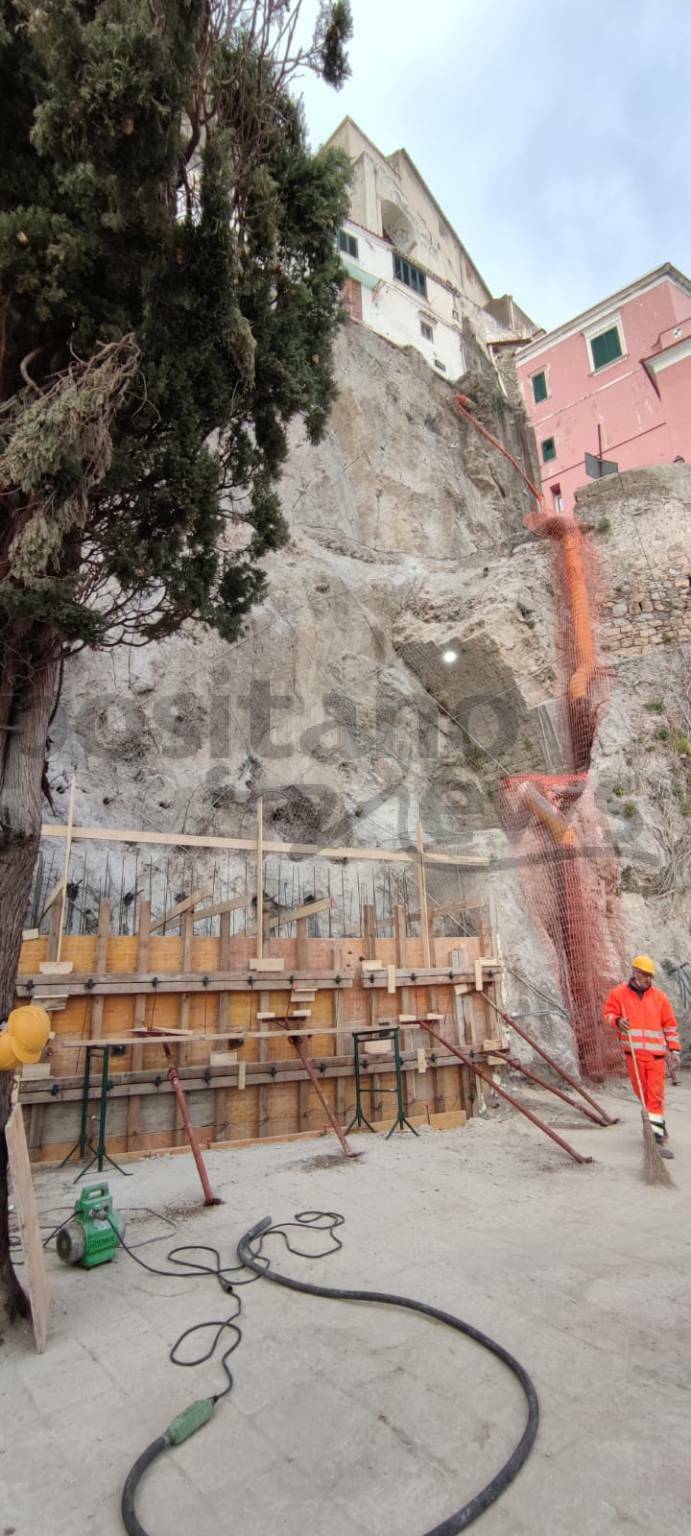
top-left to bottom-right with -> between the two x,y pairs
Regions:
238,1216 -> 539,1536
121,1435 -> 169,1536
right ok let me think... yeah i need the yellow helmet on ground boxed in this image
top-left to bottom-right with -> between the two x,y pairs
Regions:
631,954 -> 656,976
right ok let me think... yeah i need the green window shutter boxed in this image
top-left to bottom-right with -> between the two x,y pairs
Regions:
541,437 -> 556,463
591,326 -> 622,369
532,371 -> 547,403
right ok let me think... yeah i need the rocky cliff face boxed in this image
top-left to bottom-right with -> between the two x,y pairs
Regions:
47,325 -> 691,1058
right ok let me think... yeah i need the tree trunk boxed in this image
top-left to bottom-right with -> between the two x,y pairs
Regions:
0,635 -> 59,1329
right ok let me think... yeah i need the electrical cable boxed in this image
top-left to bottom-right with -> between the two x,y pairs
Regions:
118,1210 -> 539,1536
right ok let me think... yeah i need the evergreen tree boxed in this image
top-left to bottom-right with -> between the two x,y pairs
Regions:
0,0 -> 352,1324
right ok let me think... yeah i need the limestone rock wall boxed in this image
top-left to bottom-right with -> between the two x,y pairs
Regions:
47,329 -> 691,1061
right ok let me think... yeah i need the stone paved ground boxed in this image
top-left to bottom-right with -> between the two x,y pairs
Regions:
4,1078 -> 691,1536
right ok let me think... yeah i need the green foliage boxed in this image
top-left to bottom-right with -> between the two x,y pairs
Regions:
596,516 -> 611,535
0,0 -> 352,648
644,700 -> 665,714
657,727 -> 671,743
622,800 -> 637,820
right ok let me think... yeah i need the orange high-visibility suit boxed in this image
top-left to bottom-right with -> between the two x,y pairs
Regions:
604,982 -> 680,1141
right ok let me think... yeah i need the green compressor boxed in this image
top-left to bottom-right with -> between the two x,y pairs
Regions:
57,1183 -> 125,1268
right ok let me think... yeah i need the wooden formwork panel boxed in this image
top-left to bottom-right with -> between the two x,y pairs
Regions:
19,928 -> 484,1161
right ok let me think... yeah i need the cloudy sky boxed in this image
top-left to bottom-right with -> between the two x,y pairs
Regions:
299,0 -> 691,332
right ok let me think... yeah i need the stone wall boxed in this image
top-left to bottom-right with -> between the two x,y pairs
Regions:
575,466 -> 691,661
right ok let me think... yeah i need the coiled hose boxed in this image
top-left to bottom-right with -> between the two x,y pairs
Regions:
121,1212 -> 539,1536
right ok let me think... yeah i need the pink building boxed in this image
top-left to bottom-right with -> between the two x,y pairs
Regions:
516,264 -> 691,513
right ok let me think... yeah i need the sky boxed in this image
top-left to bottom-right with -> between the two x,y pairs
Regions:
298,0 -> 691,332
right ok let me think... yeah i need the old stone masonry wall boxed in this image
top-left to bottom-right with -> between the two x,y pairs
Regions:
577,467 -> 691,661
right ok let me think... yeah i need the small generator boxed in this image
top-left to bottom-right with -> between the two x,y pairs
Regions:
57,1183 -> 125,1268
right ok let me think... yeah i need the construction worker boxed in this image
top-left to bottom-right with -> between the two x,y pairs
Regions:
604,956 -> 680,1158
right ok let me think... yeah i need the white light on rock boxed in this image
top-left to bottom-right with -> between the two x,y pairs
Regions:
442,648 -> 458,664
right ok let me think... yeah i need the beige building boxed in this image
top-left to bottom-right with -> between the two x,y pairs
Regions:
326,118 -> 535,381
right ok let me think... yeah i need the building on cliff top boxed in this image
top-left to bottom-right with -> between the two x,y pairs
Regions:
516,263 -> 691,513
325,117 -> 536,383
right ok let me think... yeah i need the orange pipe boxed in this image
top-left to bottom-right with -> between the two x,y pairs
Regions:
562,530 -> 597,701
516,782 -> 576,847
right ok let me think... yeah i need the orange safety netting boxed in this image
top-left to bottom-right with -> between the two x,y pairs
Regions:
453,396 -> 625,1080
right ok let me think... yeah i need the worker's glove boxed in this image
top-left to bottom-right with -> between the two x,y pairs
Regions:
617,1016 -> 631,1033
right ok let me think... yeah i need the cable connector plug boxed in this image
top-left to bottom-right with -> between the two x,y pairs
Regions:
167,1398 -> 216,1446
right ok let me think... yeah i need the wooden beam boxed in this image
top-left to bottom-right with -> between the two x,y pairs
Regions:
55,775 -> 75,963
193,894 -> 253,925
174,909 -> 194,1146
127,898 -> 151,1150
39,879 -> 65,921
267,896 -> 333,931
17,968 -> 352,999
90,898 -> 111,1041
40,821 -> 490,867
255,797 -> 264,961
6,1106 -> 49,1352
416,821 -> 432,969
149,886 -> 211,934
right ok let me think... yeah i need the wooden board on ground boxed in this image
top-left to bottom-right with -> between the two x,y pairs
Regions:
6,1104 -> 49,1353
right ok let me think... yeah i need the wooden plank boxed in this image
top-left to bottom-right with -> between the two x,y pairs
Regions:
90,898 -> 112,1042
268,897 -> 333,931
255,798 -> 264,962
39,879 -> 65,921
46,902 -> 62,963
333,943 -> 347,1126
22,928 -> 40,942
296,915 -> 310,971
214,910 -> 232,1143
149,887 -> 211,934
416,821 -> 432,969
6,1105 -> 49,1352
40,821 -> 490,867
17,971 -> 352,1000
257,988 -> 271,1138
194,894 -> 253,925
248,958 -> 285,973
127,899 -> 150,1150
55,775 -> 75,963
174,910 -> 194,1146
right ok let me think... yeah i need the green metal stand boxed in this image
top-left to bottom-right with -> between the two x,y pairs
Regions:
59,1045 -> 131,1181
346,1027 -> 419,1138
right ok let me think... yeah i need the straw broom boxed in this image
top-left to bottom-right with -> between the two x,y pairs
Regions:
623,1022 -> 674,1188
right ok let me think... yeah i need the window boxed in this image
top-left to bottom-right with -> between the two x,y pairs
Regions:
420,321 -> 434,341
532,370 -> 548,404
589,324 -> 623,371
541,436 -> 556,463
434,358 -> 447,372
393,252 -> 427,298
338,229 -> 358,260
550,483 -> 564,513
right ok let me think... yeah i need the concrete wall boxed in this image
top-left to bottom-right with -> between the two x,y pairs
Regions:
517,274 -> 691,512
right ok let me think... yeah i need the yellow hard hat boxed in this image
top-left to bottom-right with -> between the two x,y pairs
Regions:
5,1004 -> 51,1064
631,954 -> 656,977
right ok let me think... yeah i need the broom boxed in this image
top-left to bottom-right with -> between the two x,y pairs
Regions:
624,1024 -> 674,1188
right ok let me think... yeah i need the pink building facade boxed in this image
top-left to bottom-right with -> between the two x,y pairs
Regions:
516,265 -> 691,513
